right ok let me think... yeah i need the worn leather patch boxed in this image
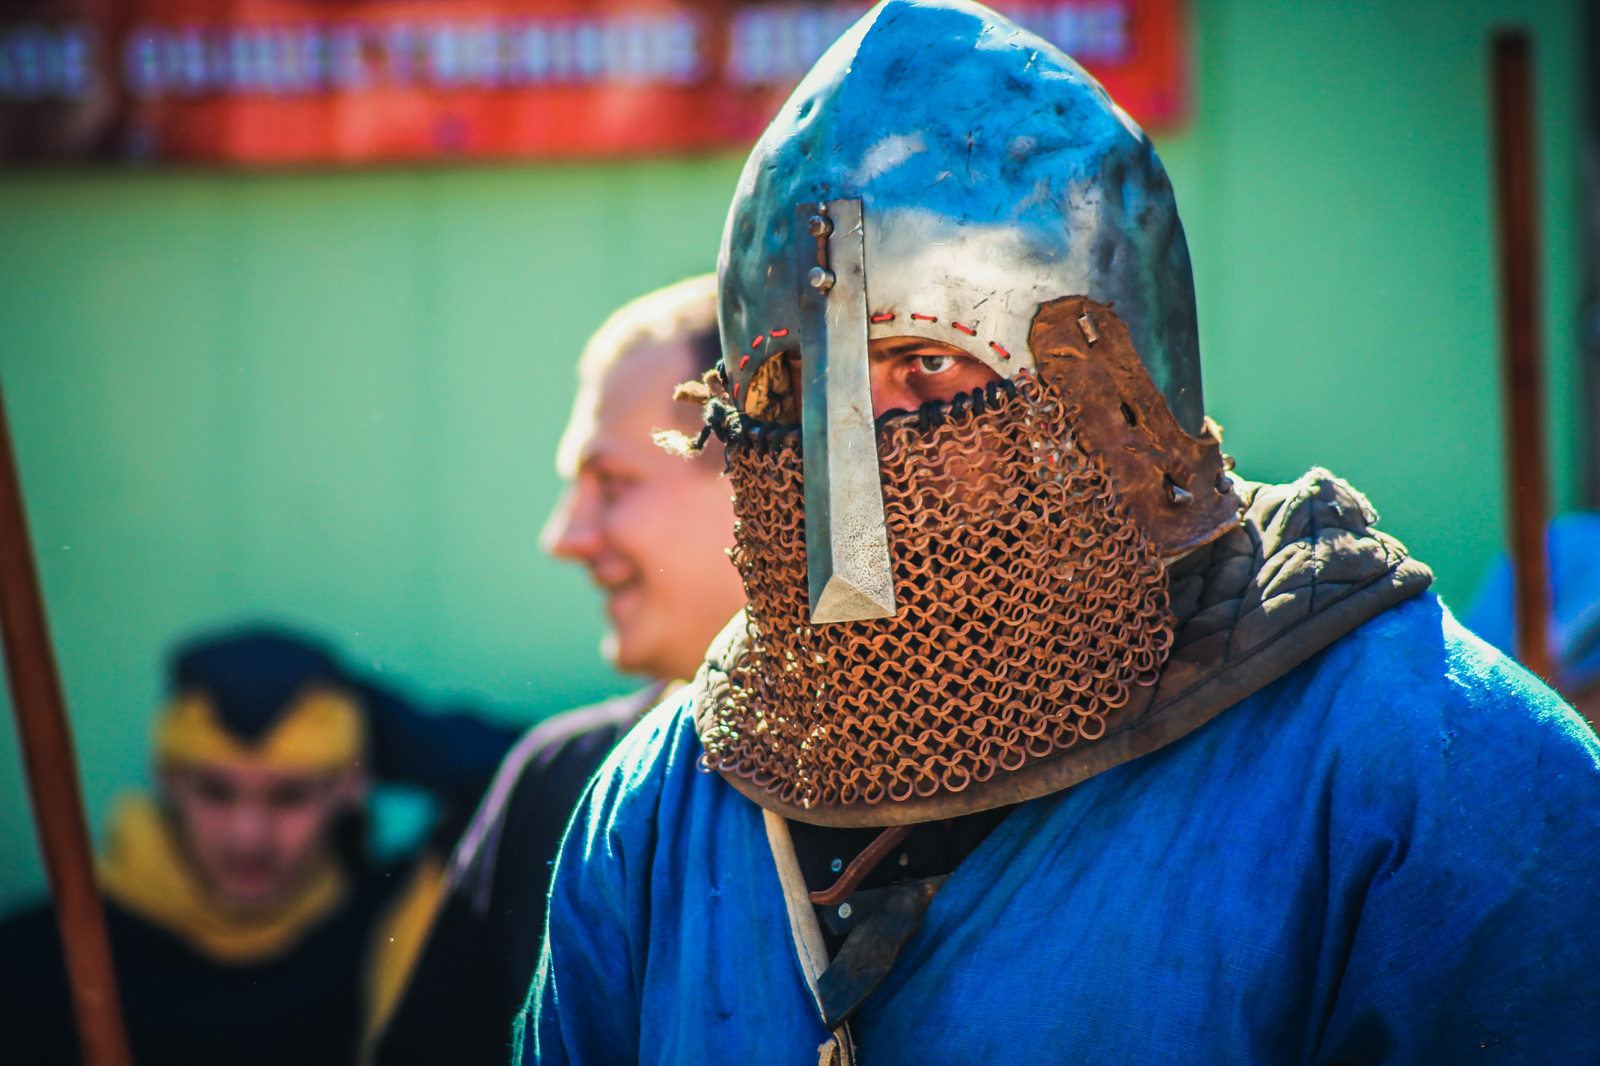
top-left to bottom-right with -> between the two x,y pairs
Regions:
816,877 -> 946,1029
1030,296 -> 1240,556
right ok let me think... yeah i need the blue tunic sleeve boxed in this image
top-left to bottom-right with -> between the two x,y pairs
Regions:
516,701 -> 681,1066
1311,610 -> 1600,1059
521,690 -> 830,1066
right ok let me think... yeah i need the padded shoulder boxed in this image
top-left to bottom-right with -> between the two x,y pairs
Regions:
1156,467 -> 1434,713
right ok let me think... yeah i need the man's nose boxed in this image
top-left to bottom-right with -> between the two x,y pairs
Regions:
227,801 -> 271,848
541,483 -> 602,564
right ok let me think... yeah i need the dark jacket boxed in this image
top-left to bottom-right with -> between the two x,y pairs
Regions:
0,862 -> 405,1066
372,687 -> 660,1066
0,670 -> 516,1066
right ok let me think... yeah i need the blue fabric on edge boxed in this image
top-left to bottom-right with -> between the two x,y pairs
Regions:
525,594 -> 1600,1065
1462,511 -> 1600,690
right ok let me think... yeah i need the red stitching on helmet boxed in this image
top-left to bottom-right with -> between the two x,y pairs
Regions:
870,313 -> 895,323
751,335 -> 764,348
910,313 -> 937,322
990,341 -> 1010,359
952,322 -> 976,335
739,354 -> 750,369
770,328 -> 789,337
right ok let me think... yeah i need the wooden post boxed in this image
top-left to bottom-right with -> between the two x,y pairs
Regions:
1491,30 -> 1556,683
0,380 -> 132,1066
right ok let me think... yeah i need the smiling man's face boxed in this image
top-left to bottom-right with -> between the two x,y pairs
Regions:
542,335 -> 745,683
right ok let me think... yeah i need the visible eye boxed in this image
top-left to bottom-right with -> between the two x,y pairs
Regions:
915,354 -> 957,375
193,774 -> 238,806
267,780 -> 319,810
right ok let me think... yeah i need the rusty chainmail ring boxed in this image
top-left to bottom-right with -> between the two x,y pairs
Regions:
700,369 -> 1175,811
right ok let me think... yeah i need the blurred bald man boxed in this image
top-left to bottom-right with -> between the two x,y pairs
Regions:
543,276 -> 748,682
372,276 -> 746,1066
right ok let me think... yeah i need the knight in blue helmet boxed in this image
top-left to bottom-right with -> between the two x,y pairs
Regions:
521,3 -> 1600,1062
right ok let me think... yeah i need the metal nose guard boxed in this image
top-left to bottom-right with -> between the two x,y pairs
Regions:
795,198 -> 897,623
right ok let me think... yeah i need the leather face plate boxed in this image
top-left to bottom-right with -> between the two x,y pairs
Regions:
1030,296 -> 1240,557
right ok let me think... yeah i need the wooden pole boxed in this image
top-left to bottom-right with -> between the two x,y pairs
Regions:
0,381 -> 132,1066
1491,30 -> 1556,684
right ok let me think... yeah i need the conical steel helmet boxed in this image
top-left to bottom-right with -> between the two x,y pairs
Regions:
718,0 -> 1207,624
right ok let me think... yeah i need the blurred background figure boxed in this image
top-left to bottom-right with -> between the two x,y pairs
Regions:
371,275 -> 747,1066
543,274 -> 745,683
0,628 -> 514,1066
1464,512 -> 1600,726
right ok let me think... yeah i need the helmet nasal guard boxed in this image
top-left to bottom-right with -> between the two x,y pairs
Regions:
718,0 -> 1236,624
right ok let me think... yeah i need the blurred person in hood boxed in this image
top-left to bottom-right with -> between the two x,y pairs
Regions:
0,627 -> 515,1066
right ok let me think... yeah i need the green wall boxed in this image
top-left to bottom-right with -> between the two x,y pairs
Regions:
0,0 -> 1583,905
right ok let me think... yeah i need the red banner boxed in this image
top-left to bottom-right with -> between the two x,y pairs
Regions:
0,0 -> 1185,164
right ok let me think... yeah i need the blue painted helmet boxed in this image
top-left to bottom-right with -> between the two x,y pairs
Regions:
717,0 -> 1214,622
